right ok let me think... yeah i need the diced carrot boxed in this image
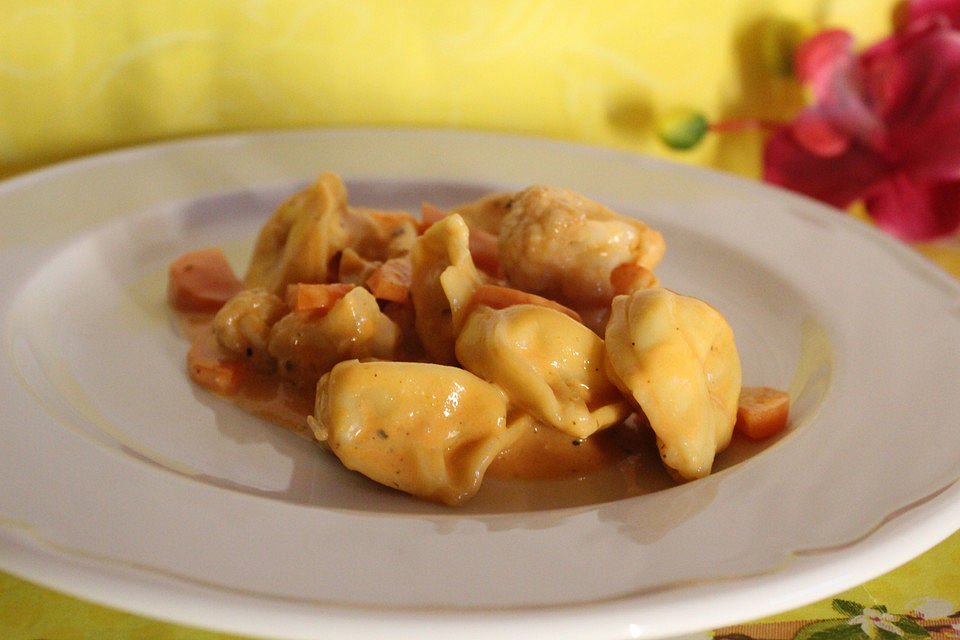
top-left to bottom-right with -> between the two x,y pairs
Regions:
610,262 -> 658,296
468,226 -> 501,277
467,284 -> 582,323
284,282 -> 355,313
735,386 -> 791,440
366,256 -> 412,303
187,328 -> 246,394
167,247 -> 243,313
419,202 -> 449,232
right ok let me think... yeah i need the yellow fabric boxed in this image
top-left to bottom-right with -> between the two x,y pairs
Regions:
3,1 -> 960,638
0,0 -> 900,179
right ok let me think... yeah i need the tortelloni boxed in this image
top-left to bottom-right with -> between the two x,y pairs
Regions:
170,172 -> 786,507
448,191 -> 514,235
212,288 -> 287,372
311,359 -> 526,506
267,286 -> 401,389
498,185 -> 665,310
604,287 -> 742,480
409,214 -> 484,364
243,172 -> 419,296
456,304 -> 631,439
244,172 -> 350,294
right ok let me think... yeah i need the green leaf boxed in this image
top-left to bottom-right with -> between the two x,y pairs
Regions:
797,620 -> 866,640
796,620 -> 843,640
894,617 -> 931,639
877,628 -> 902,640
833,599 -> 866,617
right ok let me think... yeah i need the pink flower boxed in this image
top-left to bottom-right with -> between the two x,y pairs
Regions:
762,1 -> 960,240
896,0 -> 960,30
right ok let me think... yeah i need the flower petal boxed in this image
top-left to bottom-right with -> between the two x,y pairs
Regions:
796,29 -> 886,149
863,173 -> 960,240
897,0 -> 960,30
791,109 -> 853,157
763,127 -> 888,209
907,597 -> 955,619
795,29 -> 856,93
874,619 -> 905,636
864,23 -> 960,180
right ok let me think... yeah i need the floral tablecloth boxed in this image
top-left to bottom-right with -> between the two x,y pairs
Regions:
3,1 -> 960,639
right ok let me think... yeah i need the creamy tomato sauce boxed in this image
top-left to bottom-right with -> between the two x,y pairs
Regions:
177,312 -> 315,436
174,309 -> 645,480
487,422 -> 628,480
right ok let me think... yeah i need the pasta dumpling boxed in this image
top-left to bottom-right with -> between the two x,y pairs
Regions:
341,206 -> 419,261
456,304 -> 631,439
409,214 -> 484,364
498,185 -> 665,308
268,286 -> 400,389
449,191 -> 515,235
244,173 -> 419,296
244,173 -> 350,294
212,287 -> 287,372
604,287 -> 742,480
311,359 -> 524,506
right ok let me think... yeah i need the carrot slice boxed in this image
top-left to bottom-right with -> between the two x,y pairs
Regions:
284,282 -> 355,313
735,386 -> 791,440
419,202 -> 448,231
467,284 -> 582,322
167,247 -> 243,313
468,227 -> 501,277
366,257 -> 412,303
187,328 -> 246,394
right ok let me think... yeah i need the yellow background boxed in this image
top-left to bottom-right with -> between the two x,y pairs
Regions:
5,1 -> 960,638
0,0 -> 900,179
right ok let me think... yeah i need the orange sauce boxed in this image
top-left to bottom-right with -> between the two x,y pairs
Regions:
232,372 -> 316,437
174,310 -> 646,480
486,419 -> 650,480
176,311 -> 316,437
487,424 -> 619,480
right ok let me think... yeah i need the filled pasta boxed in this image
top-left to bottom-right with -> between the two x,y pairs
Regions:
168,173 -> 787,505
456,304 -> 631,439
604,287 -> 742,479
409,214 -> 484,364
498,184 -> 665,309
311,359 -> 525,506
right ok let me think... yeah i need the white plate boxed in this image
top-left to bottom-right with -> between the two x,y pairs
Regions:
2,128 -> 960,640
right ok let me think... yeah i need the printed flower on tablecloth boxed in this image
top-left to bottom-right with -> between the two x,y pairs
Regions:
908,599 -> 960,638
662,0 -> 960,242
909,597 -> 957,620
793,600 -> 930,640
849,608 -> 909,636
713,598 -> 960,640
